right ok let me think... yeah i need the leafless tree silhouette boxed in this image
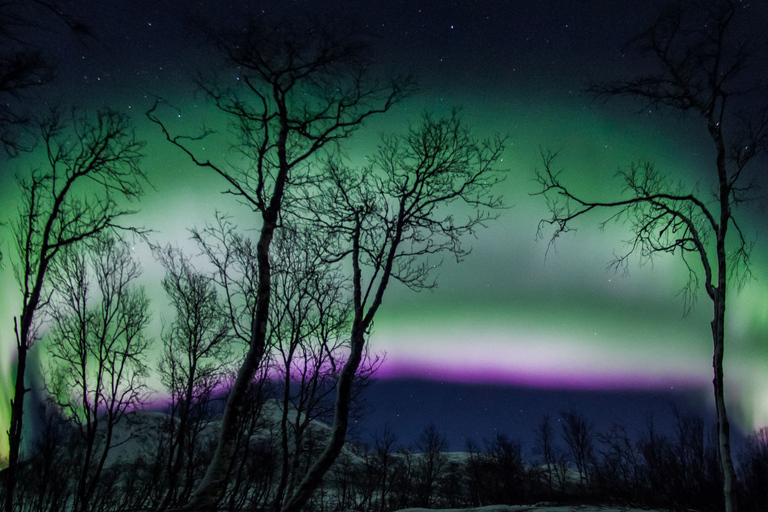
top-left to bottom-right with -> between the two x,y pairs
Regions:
268,226 -> 353,510
560,410 -> 594,489
154,245 -> 232,509
147,14 -> 413,510
6,109 -> 146,512
535,2 -> 768,510
45,235 -> 151,512
0,0 -> 94,271
414,424 -> 447,507
285,109 -> 506,512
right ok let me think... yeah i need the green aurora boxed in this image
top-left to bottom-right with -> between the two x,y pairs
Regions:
1,0 -> 767,462
1,90 -> 767,460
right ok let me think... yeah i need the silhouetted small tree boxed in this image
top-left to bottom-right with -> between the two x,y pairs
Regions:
372,426 -> 398,512
739,428 -> 768,511
268,227 -> 352,510
480,433 -> 527,504
534,414 -> 558,497
13,402 -> 75,512
155,245 -> 232,508
282,108 -> 505,512
560,410 -> 594,489
413,424 -> 448,507
593,424 -> 642,502
44,235 -> 151,512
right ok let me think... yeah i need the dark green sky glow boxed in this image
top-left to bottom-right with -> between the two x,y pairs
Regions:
1,0 -> 767,457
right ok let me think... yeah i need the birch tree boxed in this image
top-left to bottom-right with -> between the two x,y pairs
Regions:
284,110 -> 506,512
6,109 -> 146,512
155,245 -> 232,509
46,235 -> 151,512
535,2 -> 768,510
147,16 -> 412,510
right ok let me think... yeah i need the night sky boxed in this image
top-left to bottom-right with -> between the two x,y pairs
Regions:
1,0 -> 767,455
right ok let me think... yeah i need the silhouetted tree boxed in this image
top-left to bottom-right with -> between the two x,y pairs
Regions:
268,227 -> 352,509
414,424 -> 448,507
0,0 -> 94,300
534,414 -> 557,496
535,2 -> 768,510
480,433 -> 527,504
45,235 -> 151,512
592,423 -> 645,503
6,109 -> 146,512
465,438 -> 483,506
15,402 -> 74,512
285,109 -> 505,512
147,14 -> 412,509
220,366 -> 272,512
372,426 -> 397,512
739,428 -> 768,511
186,215 -> 377,510
154,245 -> 232,508
560,410 -> 594,489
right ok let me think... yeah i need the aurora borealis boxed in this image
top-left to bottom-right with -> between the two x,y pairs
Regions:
1,0 -> 767,461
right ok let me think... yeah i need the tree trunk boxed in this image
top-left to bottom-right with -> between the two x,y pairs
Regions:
176,119 -> 288,512
4,337 -> 25,512
174,339 -> 266,511
162,375 -> 195,510
712,290 -> 736,512
273,355 -> 294,511
279,326 -> 365,512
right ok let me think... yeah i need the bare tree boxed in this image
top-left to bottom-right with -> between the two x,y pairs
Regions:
147,15 -> 412,509
45,235 -> 151,512
188,215 -> 378,511
267,227 -> 352,509
283,109 -> 506,512
414,424 -> 448,508
535,1 -> 767,510
372,426 -> 398,512
190,214 -> 259,351
0,0 -> 96,271
154,245 -> 232,509
534,414 -> 557,496
5,109 -> 146,512
595,424 -> 642,502
560,410 -> 594,489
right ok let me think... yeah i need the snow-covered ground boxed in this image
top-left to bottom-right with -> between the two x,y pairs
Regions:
393,506 -> 667,512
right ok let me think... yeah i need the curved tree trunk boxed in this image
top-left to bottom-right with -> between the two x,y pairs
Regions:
175,117 -> 288,512
174,339 -> 267,511
279,326 -> 365,512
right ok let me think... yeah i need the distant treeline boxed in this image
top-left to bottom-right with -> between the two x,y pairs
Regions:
3,395 -> 767,512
